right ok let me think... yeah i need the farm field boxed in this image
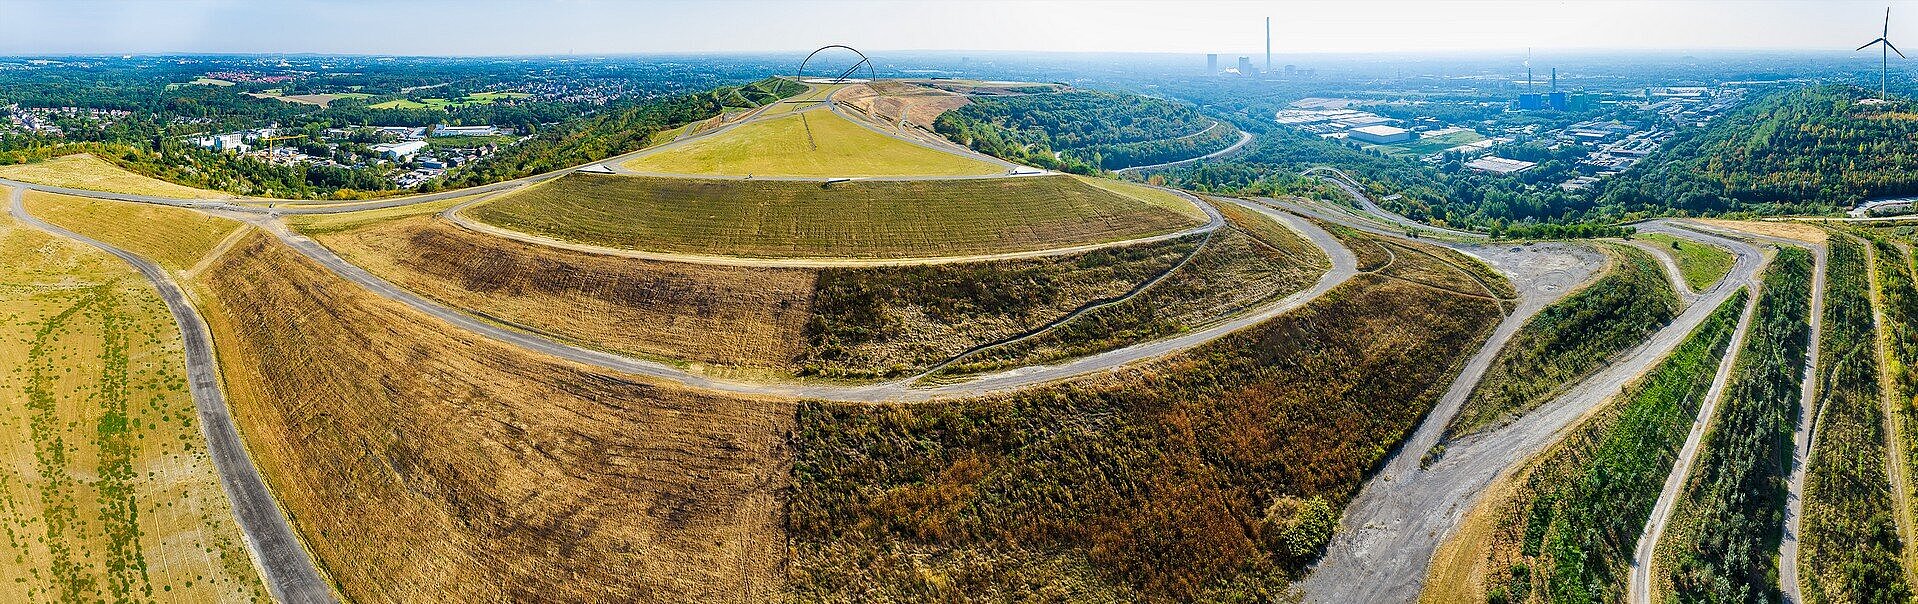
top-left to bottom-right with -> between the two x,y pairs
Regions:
1798,233 -> 1907,602
314,215 -> 818,373
1423,290 -> 1745,603
1446,244 -> 1680,438
0,155 -> 225,199
247,91 -> 371,107
789,260 -> 1504,601
0,213 -> 267,602
620,107 -> 1004,177
1636,232 -> 1735,291
22,192 -> 243,272
465,172 -> 1203,259
1652,247 -> 1814,602
191,232 -> 795,603
367,91 -> 529,109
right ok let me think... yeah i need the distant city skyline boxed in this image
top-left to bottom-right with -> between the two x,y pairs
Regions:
0,0 -> 1911,56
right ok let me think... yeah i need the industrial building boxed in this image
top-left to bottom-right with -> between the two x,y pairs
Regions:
433,125 -> 500,137
1348,125 -> 1415,144
1207,54 -> 1218,74
373,140 -> 428,160
1465,156 -> 1537,174
1237,56 -> 1254,76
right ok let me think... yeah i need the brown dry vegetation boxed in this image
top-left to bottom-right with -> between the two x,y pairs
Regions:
835,81 -> 972,127
193,232 -> 794,603
314,215 -> 816,371
789,240 -> 1505,601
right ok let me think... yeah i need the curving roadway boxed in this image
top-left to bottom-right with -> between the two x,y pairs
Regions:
8,188 -> 338,604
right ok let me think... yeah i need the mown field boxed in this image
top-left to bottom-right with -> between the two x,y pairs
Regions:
23,192 -> 243,272
1424,288 -> 1745,604
193,232 -> 795,603
1636,232 -> 1735,292
789,244 -> 1505,601
0,213 -> 266,602
621,107 -> 1003,177
1447,244 -> 1681,438
1652,247 -> 1814,602
0,154 -> 225,199
1799,233 -> 1908,602
466,173 -> 1203,259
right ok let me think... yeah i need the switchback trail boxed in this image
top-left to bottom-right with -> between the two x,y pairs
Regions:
7,187 -> 338,604
1299,220 -> 1765,603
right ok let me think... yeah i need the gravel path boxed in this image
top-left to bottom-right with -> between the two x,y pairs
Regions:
8,187 -> 338,604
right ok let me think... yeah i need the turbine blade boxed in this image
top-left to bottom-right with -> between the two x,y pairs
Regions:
1891,40 -> 1907,58
1889,6 -> 1894,37
1861,38 -> 1887,51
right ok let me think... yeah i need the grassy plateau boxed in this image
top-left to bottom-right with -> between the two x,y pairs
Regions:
621,107 -> 1003,177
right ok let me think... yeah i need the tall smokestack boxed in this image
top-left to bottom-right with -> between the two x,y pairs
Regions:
1551,67 -> 1557,91
1265,17 -> 1272,74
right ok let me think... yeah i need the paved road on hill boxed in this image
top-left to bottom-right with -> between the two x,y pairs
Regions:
1113,128 -> 1255,174
435,186 -> 1225,268
1623,238 -> 1703,303
238,198 -> 1356,402
1299,220 -> 1767,603
8,188 -> 338,604
1304,166 -> 1487,241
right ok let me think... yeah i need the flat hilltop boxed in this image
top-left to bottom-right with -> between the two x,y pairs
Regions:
621,106 -> 1005,177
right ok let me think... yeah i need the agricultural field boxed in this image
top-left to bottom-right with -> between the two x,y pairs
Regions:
933,223 -> 1322,376
1424,289 -> 1745,604
246,91 -> 372,107
799,236 -> 1197,379
1446,244 -> 1681,438
22,192 -> 243,272
0,213 -> 267,602
621,107 -> 1004,177
192,232 -> 795,603
1652,247 -> 1814,602
1636,232 -> 1735,291
0,155 -> 225,199
789,259 -> 1505,601
465,173 -> 1203,259
1798,233 -> 1907,602
313,215 -> 818,373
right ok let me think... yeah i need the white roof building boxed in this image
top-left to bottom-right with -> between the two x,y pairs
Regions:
373,140 -> 428,159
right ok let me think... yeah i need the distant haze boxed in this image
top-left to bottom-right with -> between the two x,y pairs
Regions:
0,0 -> 1910,56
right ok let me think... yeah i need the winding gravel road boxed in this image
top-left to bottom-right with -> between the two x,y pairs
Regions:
1299,220 -> 1766,603
8,188 -> 338,604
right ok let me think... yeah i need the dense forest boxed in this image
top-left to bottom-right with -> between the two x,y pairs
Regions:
1600,86 -> 1918,216
935,90 -> 1237,173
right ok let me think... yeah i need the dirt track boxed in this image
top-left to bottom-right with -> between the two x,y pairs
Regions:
1299,221 -> 1766,603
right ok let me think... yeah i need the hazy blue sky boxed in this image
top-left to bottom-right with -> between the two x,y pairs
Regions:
0,0 -> 1910,56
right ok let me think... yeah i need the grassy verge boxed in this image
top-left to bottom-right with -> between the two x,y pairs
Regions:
1637,233 -> 1735,292
0,154 -> 223,199
1446,244 -> 1681,438
467,172 -> 1202,259
1437,289 -> 1744,603
789,268 -> 1504,601
0,213 -> 266,602
22,192 -> 242,272
1872,234 -> 1918,590
1653,247 -> 1815,602
192,232 -> 794,602
1799,233 -> 1908,602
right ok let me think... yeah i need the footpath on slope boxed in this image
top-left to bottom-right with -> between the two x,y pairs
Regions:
1868,239 -> 1918,589
1627,254 -> 1764,604
7,188 -> 338,604
1300,220 -> 1766,603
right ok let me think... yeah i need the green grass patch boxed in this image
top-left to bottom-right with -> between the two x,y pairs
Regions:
622,107 -> 1003,177
1363,130 -> 1485,158
1446,244 -> 1681,438
1636,233 -> 1735,291
466,172 -> 1202,259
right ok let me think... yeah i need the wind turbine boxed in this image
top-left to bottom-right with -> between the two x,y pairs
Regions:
1858,6 -> 1905,101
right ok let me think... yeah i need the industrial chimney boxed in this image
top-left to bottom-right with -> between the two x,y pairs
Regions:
1265,17 -> 1272,74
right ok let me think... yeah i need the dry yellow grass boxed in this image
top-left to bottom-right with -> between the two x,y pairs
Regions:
0,213 -> 266,603
1078,176 -> 1210,221
1697,218 -> 1829,243
834,82 -> 971,127
622,107 -> 1003,177
0,155 -> 223,199
283,192 -> 488,235
313,215 -> 817,370
193,232 -> 794,603
1420,451 -> 1532,603
22,192 -> 242,272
